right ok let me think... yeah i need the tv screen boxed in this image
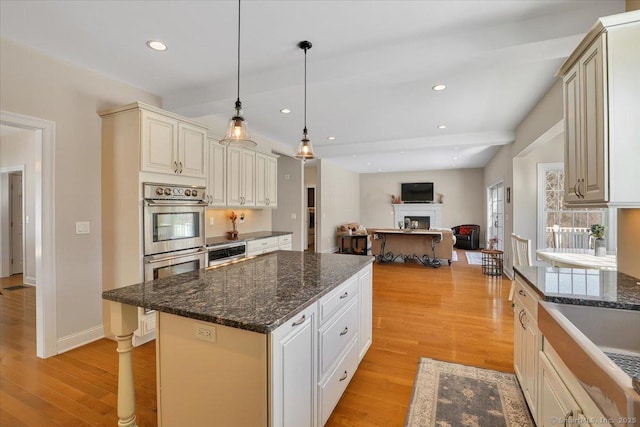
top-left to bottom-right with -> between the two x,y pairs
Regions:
401,182 -> 434,203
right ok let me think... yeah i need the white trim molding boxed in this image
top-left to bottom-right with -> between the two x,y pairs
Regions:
57,324 -> 104,354
1,110 -> 57,359
392,204 -> 442,229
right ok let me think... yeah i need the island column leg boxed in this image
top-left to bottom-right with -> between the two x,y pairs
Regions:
110,302 -> 139,427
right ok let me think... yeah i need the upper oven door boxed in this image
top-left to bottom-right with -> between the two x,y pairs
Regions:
144,200 -> 206,255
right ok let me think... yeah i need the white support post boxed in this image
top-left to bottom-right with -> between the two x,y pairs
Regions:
110,302 -> 139,427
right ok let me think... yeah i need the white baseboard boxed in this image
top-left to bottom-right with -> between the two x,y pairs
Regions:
503,269 -> 514,280
23,275 -> 36,285
56,324 -> 105,354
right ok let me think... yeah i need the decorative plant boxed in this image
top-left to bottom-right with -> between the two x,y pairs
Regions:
488,236 -> 500,250
229,211 -> 238,232
590,224 -> 606,239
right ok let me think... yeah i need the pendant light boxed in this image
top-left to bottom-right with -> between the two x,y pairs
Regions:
220,0 -> 256,147
295,40 -> 315,160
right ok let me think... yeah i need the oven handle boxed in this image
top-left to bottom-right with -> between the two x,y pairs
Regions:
144,248 -> 208,264
144,199 -> 208,207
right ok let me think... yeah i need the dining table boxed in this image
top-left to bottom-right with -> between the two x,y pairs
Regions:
535,248 -> 616,271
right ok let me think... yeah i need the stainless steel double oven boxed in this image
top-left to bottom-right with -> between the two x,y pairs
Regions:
143,182 -> 208,281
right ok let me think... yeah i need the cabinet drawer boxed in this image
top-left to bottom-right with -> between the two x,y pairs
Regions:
247,237 -> 278,252
319,274 -> 359,325
279,244 -> 292,251
278,234 -> 292,245
319,298 -> 359,376
514,276 -> 540,318
319,337 -> 359,426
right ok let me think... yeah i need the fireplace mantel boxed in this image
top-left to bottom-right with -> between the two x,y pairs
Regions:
392,204 -> 442,229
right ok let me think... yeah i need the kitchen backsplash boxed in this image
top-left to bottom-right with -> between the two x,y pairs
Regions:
205,208 -> 273,238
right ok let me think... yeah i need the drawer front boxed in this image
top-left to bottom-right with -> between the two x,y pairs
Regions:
278,234 -> 292,245
319,274 -> 359,325
319,337 -> 359,426
320,299 -> 359,376
247,237 -> 278,252
514,276 -> 539,318
279,244 -> 292,251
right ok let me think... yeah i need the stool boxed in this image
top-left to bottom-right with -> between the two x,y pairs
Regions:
481,249 -> 503,276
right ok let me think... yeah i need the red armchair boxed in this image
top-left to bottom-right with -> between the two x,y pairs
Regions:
452,224 -> 480,250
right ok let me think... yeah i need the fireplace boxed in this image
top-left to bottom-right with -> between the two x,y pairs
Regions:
393,204 -> 442,229
404,216 -> 430,230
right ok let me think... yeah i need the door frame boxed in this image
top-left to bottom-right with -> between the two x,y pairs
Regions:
305,185 -> 316,250
486,179 -> 505,252
1,110 -> 57,359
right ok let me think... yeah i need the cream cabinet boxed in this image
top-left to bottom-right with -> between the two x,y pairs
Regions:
206,139 -> 226,206
227,146 -> 256,207
558,12 -> 640,207
278,234 -> 292,250
538,352 -> 587,426
270,303 -> 317,427
513,276 -> 541,424
256,152 -> 278,207
141,109 -> 207,178
246,236 -> 279,257
358,264 -> 373,361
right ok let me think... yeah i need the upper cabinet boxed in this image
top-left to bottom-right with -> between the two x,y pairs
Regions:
226,146 -> 256,207
140,109 -> 208,179
207,139 -> 226,207
558,11 -> 640,207
255,152 -> 278,207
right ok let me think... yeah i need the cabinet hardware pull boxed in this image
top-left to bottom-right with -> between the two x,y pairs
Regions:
564,409 -> 574,427
339,371 -> 348,381
174,161 -> 178,173
518,290 -> 526,297
179,162 -> 183,173
340,292 -> 348,299
291,315 -> 306,327
340,327 -> 348,336
519,309 -> 526,330
573,181 -> 579,198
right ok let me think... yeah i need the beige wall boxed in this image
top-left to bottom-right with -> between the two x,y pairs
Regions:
0,129 -> 36,282
206,208 -> 273,238
617,208 -> 640,278
359,168 -> 485,236
271,156 -> 305,251
317,160 -> 360,253
0,37 -> 160,344
304,164 -> 317,187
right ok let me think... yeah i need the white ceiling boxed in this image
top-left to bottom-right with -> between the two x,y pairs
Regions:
0,1 -> 625,173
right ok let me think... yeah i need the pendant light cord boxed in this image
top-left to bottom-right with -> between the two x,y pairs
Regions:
304,46 -> 307,132
236,0 -> 241,106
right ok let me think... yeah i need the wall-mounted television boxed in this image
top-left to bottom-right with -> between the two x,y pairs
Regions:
401,182 -> 434,203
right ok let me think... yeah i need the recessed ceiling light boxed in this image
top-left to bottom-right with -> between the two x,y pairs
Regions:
367,162 -> 372,166
452,164 -> 457,167
432,84 -> 447,91
377,168 -> 382,172
280,108 -> 291,114
438,125 -> 447,129
327,136 -> 336,140
453,157 -> 458,160
454,146 -> 459,150
352,155 -> 357,158
146,40 -> 167,51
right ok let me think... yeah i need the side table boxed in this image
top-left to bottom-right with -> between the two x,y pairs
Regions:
339,234 -> 369,256
481,249 -> 503,276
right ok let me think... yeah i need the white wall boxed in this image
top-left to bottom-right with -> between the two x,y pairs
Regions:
317,160 -> 360,253
272,156 -> 304,251
0,129 -> 36,282
359,168 -> 485,237
0,37 -> 160,347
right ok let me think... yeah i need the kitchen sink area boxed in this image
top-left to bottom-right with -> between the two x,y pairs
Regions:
539,301 -> 640,423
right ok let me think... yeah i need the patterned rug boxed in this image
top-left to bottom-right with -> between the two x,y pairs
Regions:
405,358 -> 533,427
465,251 -> 483,265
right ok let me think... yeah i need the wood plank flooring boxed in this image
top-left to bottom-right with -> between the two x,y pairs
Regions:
0,251 -> 513,426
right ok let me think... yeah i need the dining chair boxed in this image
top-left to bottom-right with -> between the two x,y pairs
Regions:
510,233 -> 532,300
551,225 -> 591,249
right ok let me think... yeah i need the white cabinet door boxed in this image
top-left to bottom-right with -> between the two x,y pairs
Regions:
178,123 -> 207,178
226,146 -> 243,206
563,62 -> 582,204
270,304 -> 317,427
207,140 -> 226,206
538,352 -> 584,426
141,110 -> 178,175
358,264 -> 372,361
255,153 -> 267,207
241,149 -> 256,206
579,37 -> 607,203
522,311 -> 538,413
266,155 -> 278,207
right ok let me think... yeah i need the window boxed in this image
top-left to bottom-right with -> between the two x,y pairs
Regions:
487,181 -> 504,251
537,163 -> 613,250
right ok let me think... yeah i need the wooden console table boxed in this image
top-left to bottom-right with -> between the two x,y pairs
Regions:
369,228 -> 443,268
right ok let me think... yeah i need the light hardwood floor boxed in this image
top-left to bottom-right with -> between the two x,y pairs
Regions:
0,251 -> 513,426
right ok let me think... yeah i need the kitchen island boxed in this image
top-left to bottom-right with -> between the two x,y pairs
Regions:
102,250 -> 374,427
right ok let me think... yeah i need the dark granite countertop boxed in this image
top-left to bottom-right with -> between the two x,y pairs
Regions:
102,251 -> 374,333
205,231 -> 292,248
514,265 -> 640,310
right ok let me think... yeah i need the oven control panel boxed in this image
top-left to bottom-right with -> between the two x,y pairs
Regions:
144,183 -> 206,201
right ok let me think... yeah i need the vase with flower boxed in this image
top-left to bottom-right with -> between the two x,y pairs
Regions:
488,236 -> 500,251
590,224 -> 606,256
228,211 -> 239,240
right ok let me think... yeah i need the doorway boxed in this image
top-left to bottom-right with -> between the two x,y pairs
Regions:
10,172 -> 24,274
1,111 -> 56,358
487,180 -> 505,251
306,186 -> 315,252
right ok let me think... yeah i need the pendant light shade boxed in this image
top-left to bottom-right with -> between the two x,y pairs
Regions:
295,40 -> 315,160
220,0 -> 256,147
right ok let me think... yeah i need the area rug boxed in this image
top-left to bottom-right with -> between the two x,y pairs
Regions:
451,251 -> 458,262
405,358 -> 533,427
465,251 -> 483,265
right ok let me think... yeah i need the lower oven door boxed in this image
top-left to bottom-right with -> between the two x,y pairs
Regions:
143,200 -> 207,256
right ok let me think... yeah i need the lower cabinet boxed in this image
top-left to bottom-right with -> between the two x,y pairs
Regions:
538,351 -> 586,426
270,304 -> 317,427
